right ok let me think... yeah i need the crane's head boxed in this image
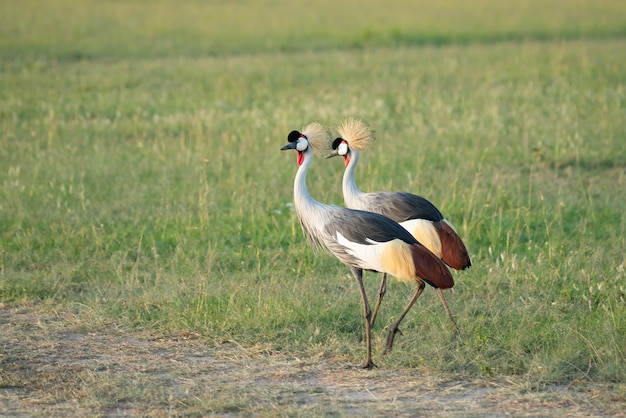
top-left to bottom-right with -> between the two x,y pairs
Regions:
325,118 -> 374,166
281,122 -> 330,166
281,130 -> 308,166
325,137 -> 351,166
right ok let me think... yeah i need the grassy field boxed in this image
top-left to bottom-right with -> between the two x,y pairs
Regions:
1,0 -> 626,415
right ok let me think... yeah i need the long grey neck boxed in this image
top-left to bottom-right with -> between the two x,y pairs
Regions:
343,149 -> 364,207
294,150 -> 321,216
293,150 -> 331,248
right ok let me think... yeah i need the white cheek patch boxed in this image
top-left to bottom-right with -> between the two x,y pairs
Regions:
338,141 -> 349,156
296,138 -> 309,151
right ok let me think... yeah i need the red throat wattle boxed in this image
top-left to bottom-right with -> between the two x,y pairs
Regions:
297,152 -> 304,166
343,156 -> 350,167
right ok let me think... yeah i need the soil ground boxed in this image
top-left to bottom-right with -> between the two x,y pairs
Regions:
1,304 -> 624,417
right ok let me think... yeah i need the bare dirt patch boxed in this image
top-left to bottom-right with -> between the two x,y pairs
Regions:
1,305 -> 624,417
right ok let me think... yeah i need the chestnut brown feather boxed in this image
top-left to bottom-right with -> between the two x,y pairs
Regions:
434,221 -> 472,271
409,244 -> 455,289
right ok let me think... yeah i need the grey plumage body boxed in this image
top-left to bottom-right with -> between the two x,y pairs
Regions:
348,190 -> 444,223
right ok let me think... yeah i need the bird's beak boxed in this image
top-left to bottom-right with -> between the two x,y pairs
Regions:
324,150 -> 339,159
281,142 -> 297,151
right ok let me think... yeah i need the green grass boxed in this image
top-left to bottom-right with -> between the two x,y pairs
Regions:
1,0 -> 626,388
2,0 -> 626,59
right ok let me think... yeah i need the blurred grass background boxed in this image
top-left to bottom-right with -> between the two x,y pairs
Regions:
1,0 -> 625,386
2,0 -> 626,59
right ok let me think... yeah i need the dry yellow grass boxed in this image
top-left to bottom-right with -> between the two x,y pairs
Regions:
1,303 -> 624,416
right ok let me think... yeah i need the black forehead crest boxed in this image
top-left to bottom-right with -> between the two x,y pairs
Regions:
288,130 -> 306,143
331,137 -> 344,150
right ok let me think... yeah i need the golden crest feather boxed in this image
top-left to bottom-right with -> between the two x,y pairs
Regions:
336,118 -> 375,151
302,122 -> 332,155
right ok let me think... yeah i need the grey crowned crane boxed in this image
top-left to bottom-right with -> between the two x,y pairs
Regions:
326,118 -> 471,333
281,122 -> 454,368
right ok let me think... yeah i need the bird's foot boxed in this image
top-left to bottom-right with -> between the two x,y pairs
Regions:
358,360 -> 377,369
383,327 -> 403,355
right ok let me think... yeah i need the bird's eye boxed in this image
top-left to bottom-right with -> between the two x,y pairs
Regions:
296,138 -> 309,151
337,141 -> 349,156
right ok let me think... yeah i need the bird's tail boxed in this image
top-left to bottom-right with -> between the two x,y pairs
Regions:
409,244 -> 455,289
434,220 -> 472,270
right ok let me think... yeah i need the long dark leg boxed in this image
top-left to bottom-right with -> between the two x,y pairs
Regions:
436,288 -> 460,334
383,280 -> 425,354
350,267 -> 375,369
370,272 -> 387,328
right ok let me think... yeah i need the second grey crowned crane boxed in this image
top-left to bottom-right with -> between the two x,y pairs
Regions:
326,118 -> 471,333
281,122 -> 454,368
